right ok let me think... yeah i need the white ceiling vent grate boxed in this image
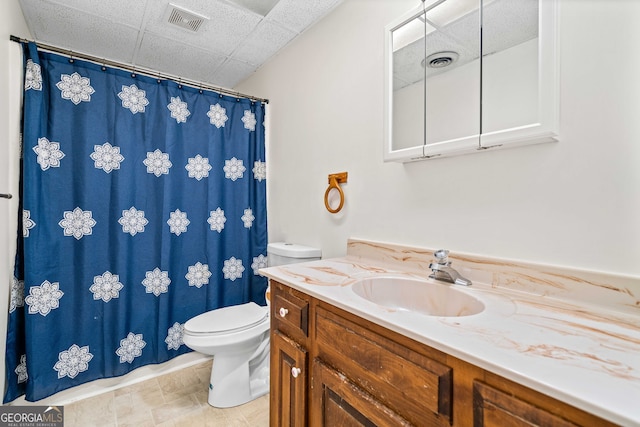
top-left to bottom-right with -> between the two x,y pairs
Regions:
164,3 -> 209,32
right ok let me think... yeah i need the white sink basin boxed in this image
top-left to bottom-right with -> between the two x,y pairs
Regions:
351,276 -> 485,317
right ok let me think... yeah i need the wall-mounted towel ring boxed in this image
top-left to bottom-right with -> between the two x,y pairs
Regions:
324,172 -> 348,214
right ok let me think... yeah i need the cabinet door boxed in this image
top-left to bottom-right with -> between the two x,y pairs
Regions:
473,381 -> 577,427
310,359 -> 411,427
271,331 -> 308,427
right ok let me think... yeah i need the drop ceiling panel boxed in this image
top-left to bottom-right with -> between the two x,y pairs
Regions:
233,20 -> 297,66
36,0 -> 148,28
137,33 -> 227,84
266,0 -> 343,33
19,0 -> 139,63
213,58 -> 260,89
227,0 -> 281,17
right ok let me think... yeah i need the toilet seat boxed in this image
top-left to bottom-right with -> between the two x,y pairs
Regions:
184,302 -> 269,336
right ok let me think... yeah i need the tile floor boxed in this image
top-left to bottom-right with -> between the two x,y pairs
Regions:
62,360 -> 269,427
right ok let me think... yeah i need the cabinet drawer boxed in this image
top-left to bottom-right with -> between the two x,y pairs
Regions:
315,306 -> 453,426
271,281 -> 309,343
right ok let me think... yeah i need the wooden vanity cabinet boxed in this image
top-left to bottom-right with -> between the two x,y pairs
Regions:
269,280 -> 617,427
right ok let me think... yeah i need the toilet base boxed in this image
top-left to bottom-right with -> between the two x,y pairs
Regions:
207,334 -> 270,408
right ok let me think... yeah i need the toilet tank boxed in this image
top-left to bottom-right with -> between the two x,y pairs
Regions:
267,242 -> 321,267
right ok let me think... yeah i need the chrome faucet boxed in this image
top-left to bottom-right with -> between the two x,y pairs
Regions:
429,249 -> 472,286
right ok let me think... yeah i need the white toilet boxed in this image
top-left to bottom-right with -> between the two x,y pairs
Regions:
183,242 -> 321,408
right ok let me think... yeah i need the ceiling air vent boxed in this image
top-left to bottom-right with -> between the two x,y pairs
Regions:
164,3 -> 209,32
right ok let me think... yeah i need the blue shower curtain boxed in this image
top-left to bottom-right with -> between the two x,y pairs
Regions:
4,42 -> 268,402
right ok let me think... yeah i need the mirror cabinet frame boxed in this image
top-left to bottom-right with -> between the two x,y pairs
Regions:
383,0 -> 559,163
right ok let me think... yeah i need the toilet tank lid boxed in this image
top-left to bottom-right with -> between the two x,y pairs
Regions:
184,302 -> 268,334
268,242 -> 321,259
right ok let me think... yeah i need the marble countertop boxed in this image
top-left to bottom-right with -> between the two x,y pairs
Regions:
260,240 -> 640,427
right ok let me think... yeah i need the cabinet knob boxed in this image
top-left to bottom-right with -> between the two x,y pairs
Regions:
291,367 -> 301,378
279,307 -> 289,317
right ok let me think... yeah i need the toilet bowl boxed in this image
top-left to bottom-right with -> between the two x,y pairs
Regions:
183,302 -> 270,408
183,242 -> 321,408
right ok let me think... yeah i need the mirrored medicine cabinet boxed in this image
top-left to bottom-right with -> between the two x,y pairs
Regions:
383,0 -> 558,162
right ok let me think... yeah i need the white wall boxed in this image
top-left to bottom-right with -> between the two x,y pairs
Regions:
1,0 -> 31,399
237,0 -> 640,277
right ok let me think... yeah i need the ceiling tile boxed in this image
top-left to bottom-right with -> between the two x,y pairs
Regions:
20,0 -> 139,63
233,21 -> 296,66
227,0 -> 281,17
40,0 -> 147,28
136,32 -> 226,83
213,59 -> 258,88
267,0 -> 342,33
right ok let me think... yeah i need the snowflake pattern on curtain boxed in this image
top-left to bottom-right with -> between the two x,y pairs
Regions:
90,143 -> 124,173
22,210 -> 35,237
119,207 -> 148,236
208,208 -> 226,232
222,257 -> 244,281
56,72 -> 95,104
4,43 -> 268,403
251,255 -> 268,275
59,208 -> 96,240
144,150 -> 172,176
9,278 -> 24,313
33,137 -> 65,170
224,157 -> 245,181
24,60 -> 42,91
25,281 -> 64,316
207,104 -> 228,128
165,323 -> 184,350
241,208 -> 255,228
89,272 -> 124,302
116,333 -> 146,364
167,209 -> 190,235
167,97 -> 190,123
118,84 -> 149,114
54,345 -> 94,379
185,155 -> 212,180
15,355 -> 28,383
253,161 -> 266,181
185,262 -> 212,288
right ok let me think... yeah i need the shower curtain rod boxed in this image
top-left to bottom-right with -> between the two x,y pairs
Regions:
9,35 -> 269,104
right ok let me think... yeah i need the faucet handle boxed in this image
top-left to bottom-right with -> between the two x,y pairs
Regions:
433,249 -> 450,264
